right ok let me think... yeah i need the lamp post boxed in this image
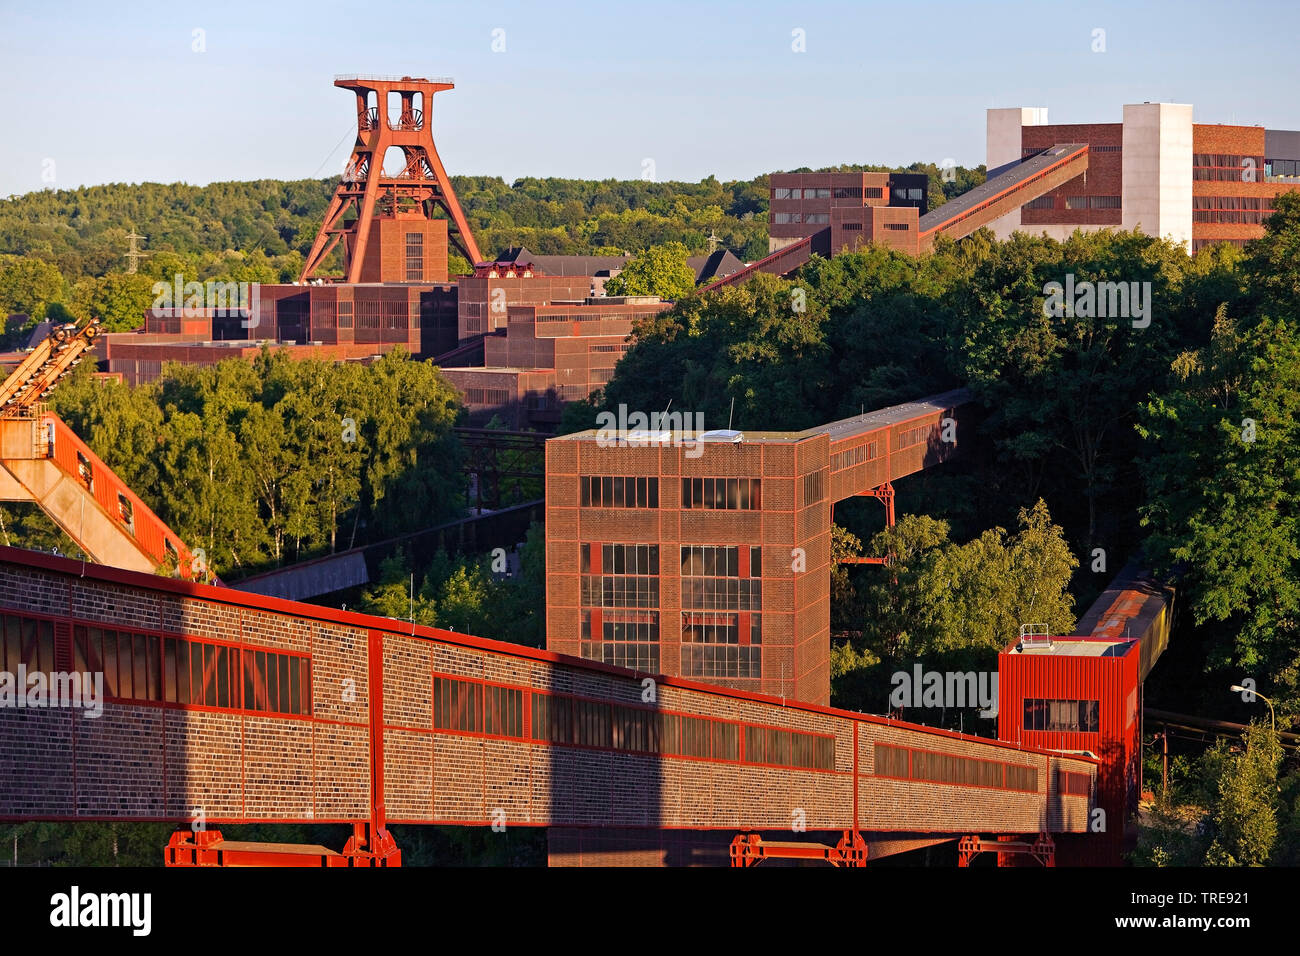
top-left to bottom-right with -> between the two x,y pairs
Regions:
1230,685 -> 1276,733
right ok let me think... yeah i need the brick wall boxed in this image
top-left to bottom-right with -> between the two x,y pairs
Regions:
0,551 -> 1094,843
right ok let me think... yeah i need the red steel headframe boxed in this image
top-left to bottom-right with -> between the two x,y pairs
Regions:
300,75 -> 482,282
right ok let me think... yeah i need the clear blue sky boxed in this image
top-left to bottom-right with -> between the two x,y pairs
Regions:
2,0 -> 1298,197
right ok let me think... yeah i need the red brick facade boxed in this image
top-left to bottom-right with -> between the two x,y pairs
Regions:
0,548 -> 1095,842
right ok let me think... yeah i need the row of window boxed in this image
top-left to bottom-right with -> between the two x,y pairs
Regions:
681,611 -> 761,645
772,212 -> 830,224
680,577 -> 762,611
1267,159 -> 1300,178
680,545 -> 759,578
896,424 -> 932,449
581,574 -> 659,609
882,222 -> 910,231
1064,195 -> 1122,210
1193,153 -> 1262,168
1194,211 -> 1268,224
581,543 -> 659,575
576,477 -> 764,511
0,614 -> 311,717
580,609 -> 659,644
1194,196 -> 1270,210
875,743 -> 1039,793
580,476 -> 659,509
1022,698 -> 1100,733
681,477 -> 761,510
831,441 -> 879,471
431,675 -> 836,770
772,187 -> 832,200
581,639 -> 659,673
683,644 -> 762,679
464,388 -> 510,406
72,626 -> 312,716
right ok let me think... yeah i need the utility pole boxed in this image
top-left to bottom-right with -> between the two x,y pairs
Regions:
124,233 -> 149,274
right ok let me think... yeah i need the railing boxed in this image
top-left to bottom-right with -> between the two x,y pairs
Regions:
335,74 -> 454,85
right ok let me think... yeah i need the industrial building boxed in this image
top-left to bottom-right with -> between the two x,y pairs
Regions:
986,103 -> 1300,251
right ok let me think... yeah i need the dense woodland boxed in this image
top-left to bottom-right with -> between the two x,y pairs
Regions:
2,173 -> 1298,865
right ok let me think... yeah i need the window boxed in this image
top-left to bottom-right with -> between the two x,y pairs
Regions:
842,222 -> 862,231
405,232 -> 424,281
863,187 -> 883,199
810,188 -> 831,199
2,614 -> 54,674
117,494 -> 134,534
1022,698 -> 1100,733
907,188 -> 924,201
1065,196 -> 1088,210
745,725 -> 834,770
76,451 -> 93,490
773,187 -> 792,200
875,743 -> 909,778
581,476 -> 658,508
1060,770 -> 1091,797
805,213 -> 829,224
531,693 -> 574,744
242,647 -> 311,716
434,676 -> 482,732
832,187 -> 862,199
337,301 -> 353,329
1023,196 -> 1055,210
680,477 -> 761,510
465,388 -> 510,406
883,222 -> 910,231
802,470 -> 825,505
831,440 -> 877,471
896,424 -> 931,449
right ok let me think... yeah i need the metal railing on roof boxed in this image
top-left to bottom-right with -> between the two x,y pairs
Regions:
334,74 -> 454,85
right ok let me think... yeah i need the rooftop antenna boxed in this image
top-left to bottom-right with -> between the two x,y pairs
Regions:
727,396 -> 735,431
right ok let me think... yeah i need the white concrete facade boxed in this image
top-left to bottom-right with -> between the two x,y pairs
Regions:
986,107 -> 1047,239
1121,102 -> 1194,251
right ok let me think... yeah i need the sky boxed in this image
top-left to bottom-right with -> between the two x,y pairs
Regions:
1,0 -> 1298,197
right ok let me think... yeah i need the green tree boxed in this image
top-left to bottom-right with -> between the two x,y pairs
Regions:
603,241 -> 697,300
0,254 -> 65,316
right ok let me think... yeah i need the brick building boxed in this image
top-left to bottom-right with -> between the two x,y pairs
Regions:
544,390 -> 971,706
768,171 -> 929,253
987,103 -> 1300,251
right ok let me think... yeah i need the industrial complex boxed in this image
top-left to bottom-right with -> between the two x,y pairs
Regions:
18,71 -> 1297,868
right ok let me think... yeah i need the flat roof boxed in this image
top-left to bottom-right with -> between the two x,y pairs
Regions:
553,387 -> 973,446
801,388 -> 971,442
1009,637 -> 1135,658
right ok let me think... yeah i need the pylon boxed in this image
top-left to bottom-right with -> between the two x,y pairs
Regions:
300,74 -> 482,282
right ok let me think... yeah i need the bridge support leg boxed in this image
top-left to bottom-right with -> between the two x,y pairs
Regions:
164,823 -> 401,867
729,830 -> 868,867
957,833 -> 1055,867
